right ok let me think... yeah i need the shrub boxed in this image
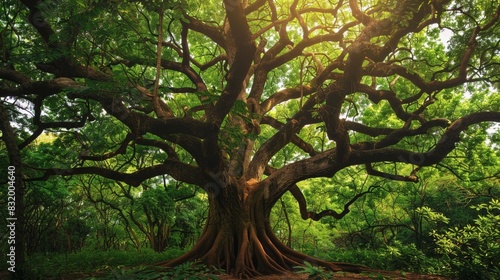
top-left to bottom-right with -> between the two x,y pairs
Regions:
326,244 -> 441,274
431,199 -> 500,279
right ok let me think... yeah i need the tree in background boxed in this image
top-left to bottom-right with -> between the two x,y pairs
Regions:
1,0 -> 499,278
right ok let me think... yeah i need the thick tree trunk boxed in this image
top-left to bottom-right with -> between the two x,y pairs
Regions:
160,180 -> 366,278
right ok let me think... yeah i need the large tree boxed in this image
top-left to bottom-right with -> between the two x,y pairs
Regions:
1,0 -> 499,277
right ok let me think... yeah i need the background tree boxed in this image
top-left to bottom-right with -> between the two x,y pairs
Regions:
1,0 -> 499,278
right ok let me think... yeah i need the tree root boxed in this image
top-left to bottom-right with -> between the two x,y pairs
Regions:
158,222 -> 370,279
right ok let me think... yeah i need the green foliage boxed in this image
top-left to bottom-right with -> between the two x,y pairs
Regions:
135,187 -> 175,225
294,261 -> 334,280
327,244 -> 441,274
22,247 -> 186,279
431,199 -> 500,279
415,206 -> 449,225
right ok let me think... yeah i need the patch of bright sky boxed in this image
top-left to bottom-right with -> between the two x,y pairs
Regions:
439,28 -> 453,50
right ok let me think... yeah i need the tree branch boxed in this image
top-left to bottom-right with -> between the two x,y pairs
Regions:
0,67 -> 32,84
267,111 -> 500,204
365,163 -> 418,182
261,116 -> 318,156
29,160 -> 209,187
208,0 -> 256,124
289,184 -> 377,221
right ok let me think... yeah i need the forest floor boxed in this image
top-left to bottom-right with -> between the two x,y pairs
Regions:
218,270 -> 450,280
0,270 -> 450,280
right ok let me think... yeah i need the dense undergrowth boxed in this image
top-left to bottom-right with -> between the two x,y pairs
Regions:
20,248 -> 186,279
14,200 -> 500,280
12,246 -> 443,279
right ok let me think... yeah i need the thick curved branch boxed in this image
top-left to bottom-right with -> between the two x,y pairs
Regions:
246,118 -> 301,180
196,55 -> 228,71
36,61 -> 112,81
355,113 -> 500,168
29,160 -> 209,187
260,85 -> 315,113
20,115 -> 90,149
1,78 -> 90,149
344,121 -> 395,137
20,0 -> 58,48
267,111 -> 500,204
349,0 -> 372,25
374,118 -> 450,149
261,116 -> 318,156
116,57 -> 207,92
0,77 -> 80,98
163,134 -> 205,166
264,32 -> 347,70
247,94 -> 321,180
80,133 -> 136,161
184,14 -> 226,50
289,184 -> 376,221
135,138 -> 179,160
0,67 -> 32,84
208,0 -> 256,124
68,90 -> 215,140
244,0 -> 267,14
20,2 -> 114,82
160,60 -> 207,92
88,101 -> 214,165
363,18 -> 480,94
290,0 -> 308,38
365,163 -> 418,182
357,84 -> 416,122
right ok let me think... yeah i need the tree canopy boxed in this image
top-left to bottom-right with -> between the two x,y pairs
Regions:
1,0 -> 499,278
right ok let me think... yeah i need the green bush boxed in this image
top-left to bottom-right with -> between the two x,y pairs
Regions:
431,199 -> 500,279
328,248 -> 393,270
327,244 -> 441,274
383,243 -> 441,274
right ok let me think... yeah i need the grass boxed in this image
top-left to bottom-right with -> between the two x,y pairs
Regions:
23,247 -> 186,279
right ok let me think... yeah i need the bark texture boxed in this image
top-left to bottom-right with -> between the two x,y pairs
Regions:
160,179 -> 366,278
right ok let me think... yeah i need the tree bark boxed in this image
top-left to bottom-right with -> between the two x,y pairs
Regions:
159,179 -> 367,278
